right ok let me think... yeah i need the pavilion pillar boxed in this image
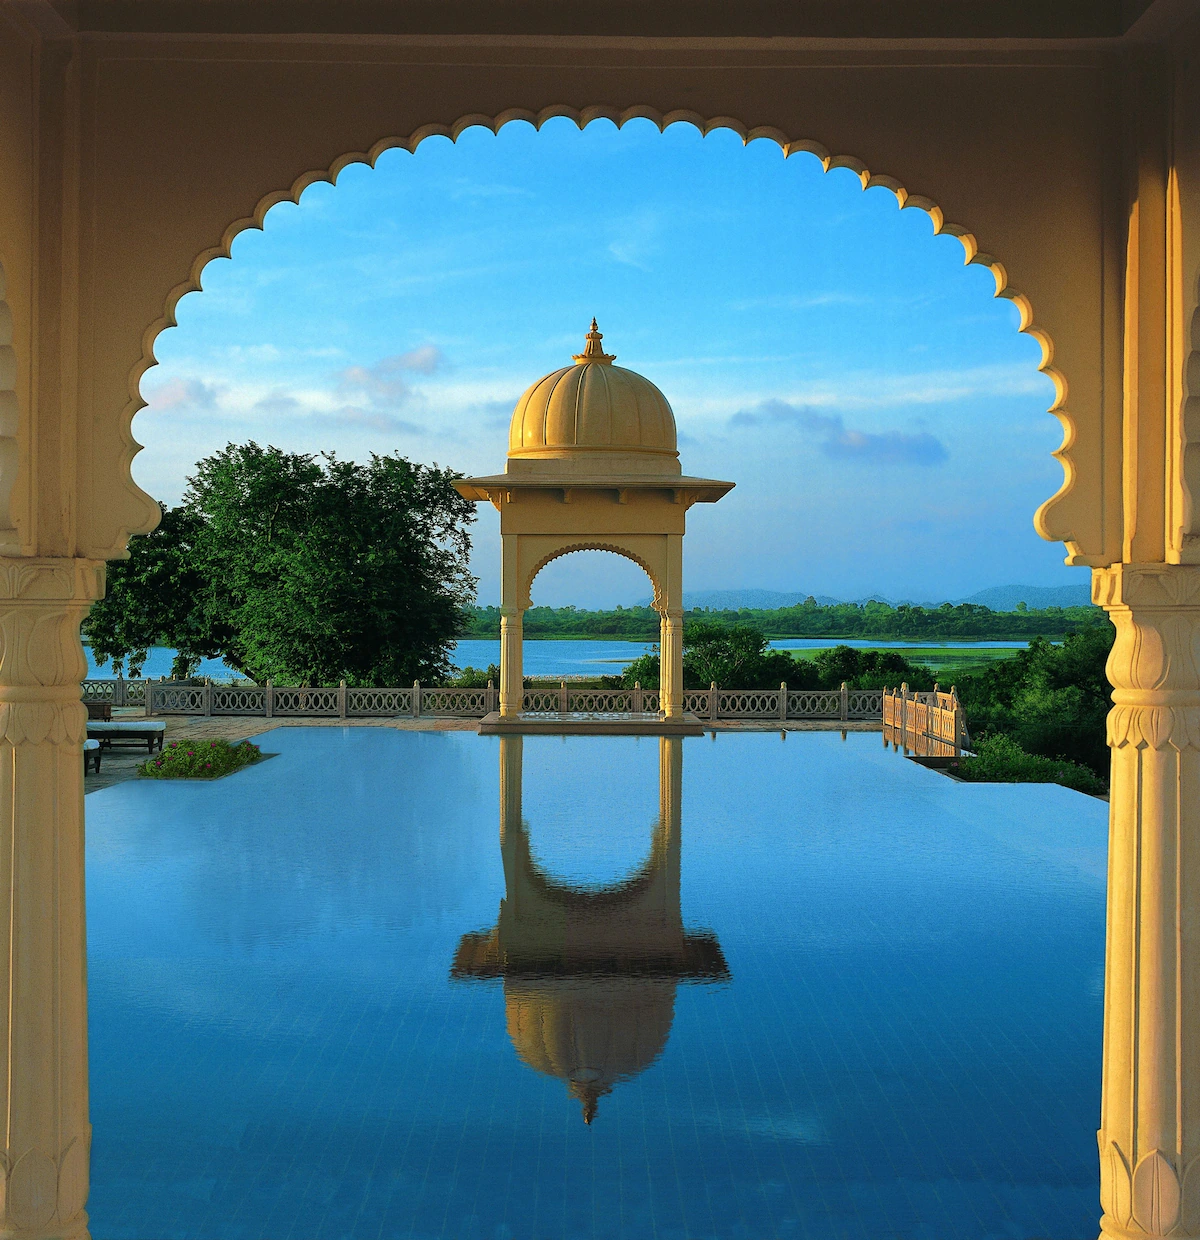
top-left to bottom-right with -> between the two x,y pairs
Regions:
1095,564 -> 1200,1240
659,611 -> 684,719
498,534 -> 525,719
657,737 -> 682,920
0,557 -> 102,1240
499,608 -> 524,718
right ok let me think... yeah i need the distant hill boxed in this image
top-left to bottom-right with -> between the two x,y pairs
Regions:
956,584 -> 1093,611
680,589 -> 841,610
634,583 -> 1094,611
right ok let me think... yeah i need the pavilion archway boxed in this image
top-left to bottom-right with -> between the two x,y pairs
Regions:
1,13 -> 1194,1237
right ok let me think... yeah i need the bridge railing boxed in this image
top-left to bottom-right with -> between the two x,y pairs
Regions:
882,683 -> 969,756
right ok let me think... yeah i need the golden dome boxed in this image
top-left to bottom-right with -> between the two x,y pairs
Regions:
505,978 -> 676,1124
507,320 -> 679,472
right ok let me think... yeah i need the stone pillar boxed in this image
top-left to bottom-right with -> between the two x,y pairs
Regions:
660,612 -> 684,719
1095,564 -> 1200,1240
0,557 -> 103,1240
499,608 -> 524,718
658,737 -> 683,922
498,735 -> 523,918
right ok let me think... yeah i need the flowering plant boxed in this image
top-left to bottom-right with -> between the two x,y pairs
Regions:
138,738 -> 263,780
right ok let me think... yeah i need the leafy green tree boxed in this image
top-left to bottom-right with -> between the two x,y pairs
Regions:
955,623 -> 1114,777
621,623 -> 815,689
84,443 -> 477,686
86,503 -> 224,678
811,645 -> 935,691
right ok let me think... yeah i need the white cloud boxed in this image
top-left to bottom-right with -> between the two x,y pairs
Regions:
336,346 -> 446,406
143,377 -> 220,412
731,399 -> 949,466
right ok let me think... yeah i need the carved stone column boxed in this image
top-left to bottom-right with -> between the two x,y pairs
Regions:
499,608 -> 524,718
0,557 -> 102,1240
1095,564 -> 1200,1240
659,611 -> 684,719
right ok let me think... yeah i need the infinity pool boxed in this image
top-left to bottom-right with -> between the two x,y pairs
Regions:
86,729 -> 1107,1240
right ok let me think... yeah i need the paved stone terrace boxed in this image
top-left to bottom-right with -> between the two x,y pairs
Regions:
84,710 -> 879,794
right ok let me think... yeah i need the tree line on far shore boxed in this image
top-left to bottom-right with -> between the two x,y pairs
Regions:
464,598 -> 1102,642
609,620 -> 1113,791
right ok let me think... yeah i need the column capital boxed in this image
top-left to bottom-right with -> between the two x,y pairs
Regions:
1094,565 -> 1200,750
0,558 -> 102,747
1094,564 -> 1200,611
0,558 -> 105,605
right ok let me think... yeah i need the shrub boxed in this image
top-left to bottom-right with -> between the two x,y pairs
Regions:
449,663 -> 499,688
950,732 -> 1106,796
139,737 -> 263,779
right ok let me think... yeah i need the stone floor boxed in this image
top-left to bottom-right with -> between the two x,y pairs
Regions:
83,710 -> 879,794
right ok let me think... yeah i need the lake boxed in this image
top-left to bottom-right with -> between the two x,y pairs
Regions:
86,638 -> 1029,682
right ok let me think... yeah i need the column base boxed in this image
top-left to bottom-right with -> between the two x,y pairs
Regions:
478,711 -> 705,737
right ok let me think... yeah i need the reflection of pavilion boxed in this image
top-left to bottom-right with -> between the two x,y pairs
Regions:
452,736 -> 729,1123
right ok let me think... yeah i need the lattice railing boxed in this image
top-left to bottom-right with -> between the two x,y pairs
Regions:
348,688 -> 412,716
212,686 -> 266,714
847,690 -> 884,719
272,687 -> 340,715
718,689 -> 781,718
788,690 -> 842,718
420,688 -> 490,716
82,679 -> 148,706
101,677 -> 887,723
152,685 -> 207,714
566,688 -> 632,712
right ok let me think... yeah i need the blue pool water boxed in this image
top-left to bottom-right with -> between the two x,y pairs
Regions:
85,729 -> 1106,1239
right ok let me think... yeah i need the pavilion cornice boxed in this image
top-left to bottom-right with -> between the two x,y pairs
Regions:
455,474 -> 734,507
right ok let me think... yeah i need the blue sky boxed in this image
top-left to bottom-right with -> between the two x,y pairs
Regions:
134,117 -> 1084,608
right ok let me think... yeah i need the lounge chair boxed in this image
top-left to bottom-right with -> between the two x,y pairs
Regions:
86,720 -> 166,753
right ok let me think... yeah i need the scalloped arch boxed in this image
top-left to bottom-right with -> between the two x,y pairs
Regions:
524,541 -> 661,612
127,104 -> 1075,551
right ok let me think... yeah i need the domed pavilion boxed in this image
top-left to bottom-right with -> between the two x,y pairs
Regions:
451,736 -> 729,1124
455,321 -> 734,728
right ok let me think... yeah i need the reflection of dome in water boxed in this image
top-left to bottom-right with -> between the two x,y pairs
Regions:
507,321 -> 679,468
505,977 -> 676,1124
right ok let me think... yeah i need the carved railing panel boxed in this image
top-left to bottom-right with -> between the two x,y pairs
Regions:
717,690 -> 779,717
151,685 -> 206,714
272,687 -> 339,716
566,689 -> 634,712
348,688 -> 412,716
848,690 -> 884,719
420,688 -> 489,715
212,686 -> 266,715
787,691 -> 841,717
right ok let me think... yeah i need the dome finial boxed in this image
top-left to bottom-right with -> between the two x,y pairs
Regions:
573,319 -> 616,365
